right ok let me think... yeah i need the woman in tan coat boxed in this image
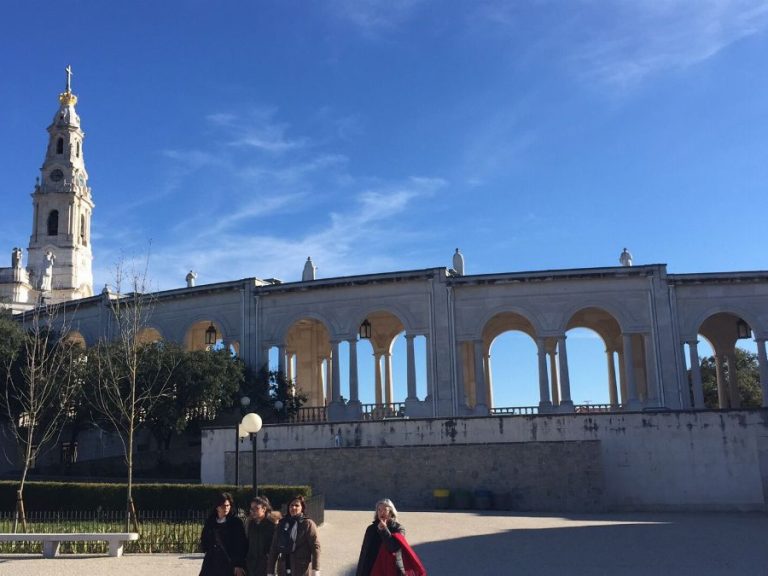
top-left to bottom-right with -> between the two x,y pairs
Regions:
267,496 -> 320,576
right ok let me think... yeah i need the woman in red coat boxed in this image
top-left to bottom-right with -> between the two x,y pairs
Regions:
355,499 -> 426,576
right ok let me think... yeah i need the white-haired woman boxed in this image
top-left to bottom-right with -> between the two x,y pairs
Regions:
355,498 -> 426,576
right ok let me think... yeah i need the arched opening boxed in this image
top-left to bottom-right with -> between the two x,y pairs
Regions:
690,313 -> 763,409
566,308 -> 624,410
66,331 -> 87,348
284,318 -> 331,407
476,312 -> 537,410
136,327 -> 163,345
76,141 -> 81,158
47,210 -> 59,236
80,214 -> 87,246
184,320 -> 224,352
56,137 -> 64,154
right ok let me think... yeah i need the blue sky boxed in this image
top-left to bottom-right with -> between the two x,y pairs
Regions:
2,1 -> 766,407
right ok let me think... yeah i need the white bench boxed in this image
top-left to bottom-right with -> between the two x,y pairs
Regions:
0,532 -> 139,557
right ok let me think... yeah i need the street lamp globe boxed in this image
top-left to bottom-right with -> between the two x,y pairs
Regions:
241,412 -> 262,434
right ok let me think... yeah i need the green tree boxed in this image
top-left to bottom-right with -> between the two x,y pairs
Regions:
701,348 -> 763,409
143,345 -> 244,449
241,368 -> 307,422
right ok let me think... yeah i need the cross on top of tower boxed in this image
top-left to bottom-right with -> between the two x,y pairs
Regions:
58,65 -> 78,106
65,65 -> 73,92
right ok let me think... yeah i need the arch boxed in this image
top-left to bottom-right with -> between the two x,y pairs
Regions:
691,311 -> 763,409
352,303 -> 418,337
56,137 -> 64,154
565,307 -> 622,348
184,319 -> 225,351
66,331 -> 87,348
688,307 -> 761,343
137,327 -> 163,345
47,210 -> 59,236
470,305 -> 542,341
558,301 -> 630,335
284,318 -> 331,407
271,310 -> 336,344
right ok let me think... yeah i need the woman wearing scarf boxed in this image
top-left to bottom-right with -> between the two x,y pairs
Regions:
199,492 -> 248,576
355,499 -> 426,576
267,495 -> 320,576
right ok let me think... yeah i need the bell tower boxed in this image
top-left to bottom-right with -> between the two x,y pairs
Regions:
27,66 -> 94,301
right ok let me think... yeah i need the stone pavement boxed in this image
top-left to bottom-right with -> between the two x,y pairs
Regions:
0,509 -> 767,576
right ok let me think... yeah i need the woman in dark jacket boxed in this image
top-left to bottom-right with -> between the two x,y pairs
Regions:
356,498 -> 425,576
246,496 -> 277,576
267,495 -> 320,576
200,492 -> 248,576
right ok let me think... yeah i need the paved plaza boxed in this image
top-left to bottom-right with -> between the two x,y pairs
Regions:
0,509 -> 766,576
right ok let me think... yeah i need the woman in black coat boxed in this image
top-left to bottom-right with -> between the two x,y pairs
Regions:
200,492 -> 248,576
246,496 -> 277,576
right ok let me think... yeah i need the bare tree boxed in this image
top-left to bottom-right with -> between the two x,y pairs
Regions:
88,261 -> 178,531
0,303 -> 82,532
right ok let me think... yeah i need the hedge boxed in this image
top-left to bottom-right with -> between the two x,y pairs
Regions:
0,481 -> 311,513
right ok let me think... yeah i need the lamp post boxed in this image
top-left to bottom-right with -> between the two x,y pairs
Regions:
235,396 -> 251,486
240,412 -> 263,494
274,400 -> 284,424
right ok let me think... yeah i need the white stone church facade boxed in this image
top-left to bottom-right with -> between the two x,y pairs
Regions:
3,72 -> 768,420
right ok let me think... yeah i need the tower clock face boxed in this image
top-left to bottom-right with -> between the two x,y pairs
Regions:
50,169 -> 64,182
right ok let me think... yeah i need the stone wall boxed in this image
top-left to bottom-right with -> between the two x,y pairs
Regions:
204,410 -> 768,512
228,441 -> 603,511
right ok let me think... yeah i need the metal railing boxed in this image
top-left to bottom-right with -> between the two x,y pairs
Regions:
285,406 -> 328,423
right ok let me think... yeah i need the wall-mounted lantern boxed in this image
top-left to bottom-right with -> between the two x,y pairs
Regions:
359,319 -> 372,339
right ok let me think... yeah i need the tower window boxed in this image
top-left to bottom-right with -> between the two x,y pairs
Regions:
47,210 -> 59,236
56,138 -> 64,154
76,141 -> 81,158
80,214 -> 87,246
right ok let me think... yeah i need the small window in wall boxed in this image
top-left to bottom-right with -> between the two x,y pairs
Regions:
76,141 -> 81,157
80,214 -> 87,245
47,210 -> 59,236
56,137 -> 64,154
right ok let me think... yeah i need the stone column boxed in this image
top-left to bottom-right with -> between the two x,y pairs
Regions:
756,338 -> 768,408
406,334 -> 418,400
687,340 -> 705,408
483,351 -> 493,408
548,348 -> 560,405
325,356 -> 332,403
384,352 -> 393,404
330,340 -> 341,403
715,354 -> 727,408
607,349 -> 619,408
473,340 -> 488,410
374,352 -> 383,405
285,351 -> 294,381
726,352 -> 741,409
348,339 -> 360,403
622,334 -> 641,410
277,344 -> 286,374
556,336 -> 573,409
536,338 -> 552,411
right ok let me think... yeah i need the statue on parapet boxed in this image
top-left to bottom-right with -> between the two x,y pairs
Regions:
452,248 -> 465,276
11,247 -> 22,269
186,270 -> 198,288
302,257 -> 316,281
619,247 -> 633,267
39,250 -> 55,291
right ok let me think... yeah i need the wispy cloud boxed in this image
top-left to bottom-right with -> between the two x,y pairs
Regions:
145,176 -> 445,289
327,0 -> 427,36
569,1 -> 768,89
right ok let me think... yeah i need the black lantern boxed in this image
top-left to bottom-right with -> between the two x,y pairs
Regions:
359,319 -> 372,339
205,322 -> 217,345
736,319 -> 751,340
